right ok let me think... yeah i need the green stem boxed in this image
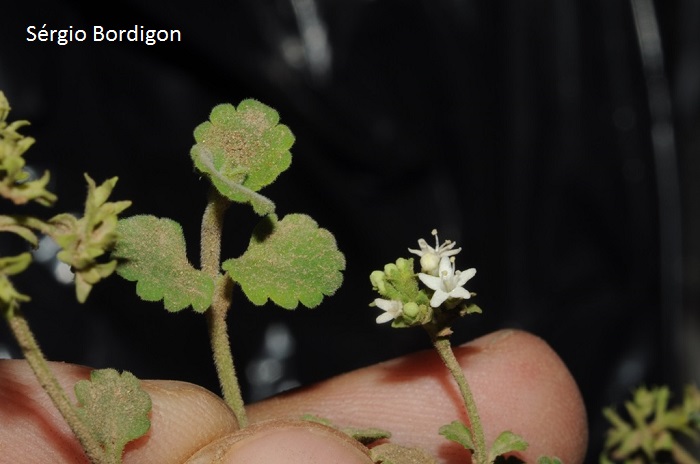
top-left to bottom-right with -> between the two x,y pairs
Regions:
200,188 -> 248,428
429,330 -> 487,464
5,305 -> 107,463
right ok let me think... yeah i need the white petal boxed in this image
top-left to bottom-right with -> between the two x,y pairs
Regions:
376,312 -> 395,324
408,239 -> 432,256
437,256 -> 453,276
418,273 -> 442,291
448,287 -> 471,300
374,298 -> 395,311
441,247 -> 462,257
430,289 -> 450,308
456,268 -> 476,287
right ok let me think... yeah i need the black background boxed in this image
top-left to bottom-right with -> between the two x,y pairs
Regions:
2,1 -> 700,459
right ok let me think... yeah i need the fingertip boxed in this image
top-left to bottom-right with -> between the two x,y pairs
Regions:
455,329 -> 589,463
124,379 -> 239,463
185,420 -> 373,464
249,329 -> 588,464
0,360 -> 239,464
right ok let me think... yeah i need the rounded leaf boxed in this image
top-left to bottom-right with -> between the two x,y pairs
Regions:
223,214 -> 345,309
112,215 -> 215,312
191,99 -> 294,210
74,369 -> 151,461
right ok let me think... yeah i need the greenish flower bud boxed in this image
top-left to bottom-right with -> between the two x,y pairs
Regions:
403,301 -> 419,318
370,270 -> 386,294
384,263 -> 398,275
395,257 -> 413,273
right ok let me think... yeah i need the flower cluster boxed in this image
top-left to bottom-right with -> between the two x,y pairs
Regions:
370,230 -> 479,327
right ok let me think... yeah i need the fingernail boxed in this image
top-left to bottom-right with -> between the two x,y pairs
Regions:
186,420 -> 373,464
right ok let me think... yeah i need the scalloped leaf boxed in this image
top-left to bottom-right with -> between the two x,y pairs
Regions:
112,215 -> 215,312
191,99 -> 294,214
222,214 -> 345,309
488,431 -> 528,462
439,420 -> 475,452
74,369 -> 151,461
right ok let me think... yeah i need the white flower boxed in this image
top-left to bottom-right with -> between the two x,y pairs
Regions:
373,298 -> 403,324
408,229 -> 462,275
418,256 -> 476,308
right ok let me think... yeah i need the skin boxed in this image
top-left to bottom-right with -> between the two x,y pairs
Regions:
0,330 -> 587,463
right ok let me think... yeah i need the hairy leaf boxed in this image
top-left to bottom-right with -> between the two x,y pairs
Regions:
74,369 -> 151,461
191,99 -> 294,214
439,420 -> 475,452
370,443 -> 438,464
50,175 -> 131,303
488,431 -> 528,462
0,91 -> 56,206
223,214 -> 345,309
0,215 -> 39,246
301,414 -> 391,445
0,253 -> 32,310
113,215 -> 215,312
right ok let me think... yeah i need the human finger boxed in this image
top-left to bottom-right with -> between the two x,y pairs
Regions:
247,329 -> 588,463
0,360 -> 238,463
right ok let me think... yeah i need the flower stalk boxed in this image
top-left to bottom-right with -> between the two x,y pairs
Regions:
429,329 -> 487,464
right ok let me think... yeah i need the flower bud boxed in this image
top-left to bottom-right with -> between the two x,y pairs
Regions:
369,270 -> 386,294
420,252 -> 440,275
403,301 -> 419,318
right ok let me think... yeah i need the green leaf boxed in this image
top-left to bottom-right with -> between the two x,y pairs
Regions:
0,253 -> 32,310
191,99 -> 294,214
0,215 -> 39,246
341,427 -> 392,445
0,92 -> 56,207
113,215 -> 215,312
191,146 -> 275,216
0,252 -> 32,276
223,214 -> 345,309
74,369 -> 151,461
370,443 -> 438,464
488,431 -> 528,462
463,302 -> 483,315
50,175 -> 132,302
301,414 -> 391,445
439,420 -> 475,452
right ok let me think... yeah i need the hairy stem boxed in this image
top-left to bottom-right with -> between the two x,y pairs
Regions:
200,189 -> 248,428
429,331 -> 487,464
672,442 -> 700,464
5,305 -> 107,463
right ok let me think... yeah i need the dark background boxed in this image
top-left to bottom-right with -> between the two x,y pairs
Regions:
1,1 -> 699,460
